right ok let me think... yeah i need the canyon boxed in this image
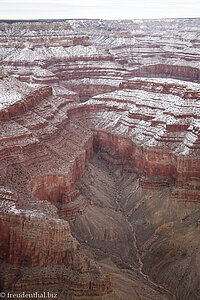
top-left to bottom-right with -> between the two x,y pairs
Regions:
0,18 -> 200,300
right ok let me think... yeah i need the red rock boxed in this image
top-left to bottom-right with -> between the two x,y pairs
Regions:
129,64 -> 200,82
0,77 -> 52,120
139,176 -> 171,189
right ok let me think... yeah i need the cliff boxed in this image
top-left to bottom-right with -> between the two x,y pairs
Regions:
0,77 -> 52,120
0,21 -> 90,48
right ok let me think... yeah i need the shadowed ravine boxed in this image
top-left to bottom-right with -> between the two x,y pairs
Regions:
69,154 -> 179,299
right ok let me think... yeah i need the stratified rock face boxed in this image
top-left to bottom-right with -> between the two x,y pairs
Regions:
0,18 -> 200,300
70,77 -> 200,202
0,20 -> 90,48
72,19 -> 200,77
0,77 -> 52,120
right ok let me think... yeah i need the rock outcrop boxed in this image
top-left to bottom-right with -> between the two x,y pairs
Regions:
0,77 -> 52,120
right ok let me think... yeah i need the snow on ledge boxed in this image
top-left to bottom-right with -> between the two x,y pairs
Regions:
0,77 -> 42,110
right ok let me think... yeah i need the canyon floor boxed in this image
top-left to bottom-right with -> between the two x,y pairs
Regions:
69,154 -> 200,300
